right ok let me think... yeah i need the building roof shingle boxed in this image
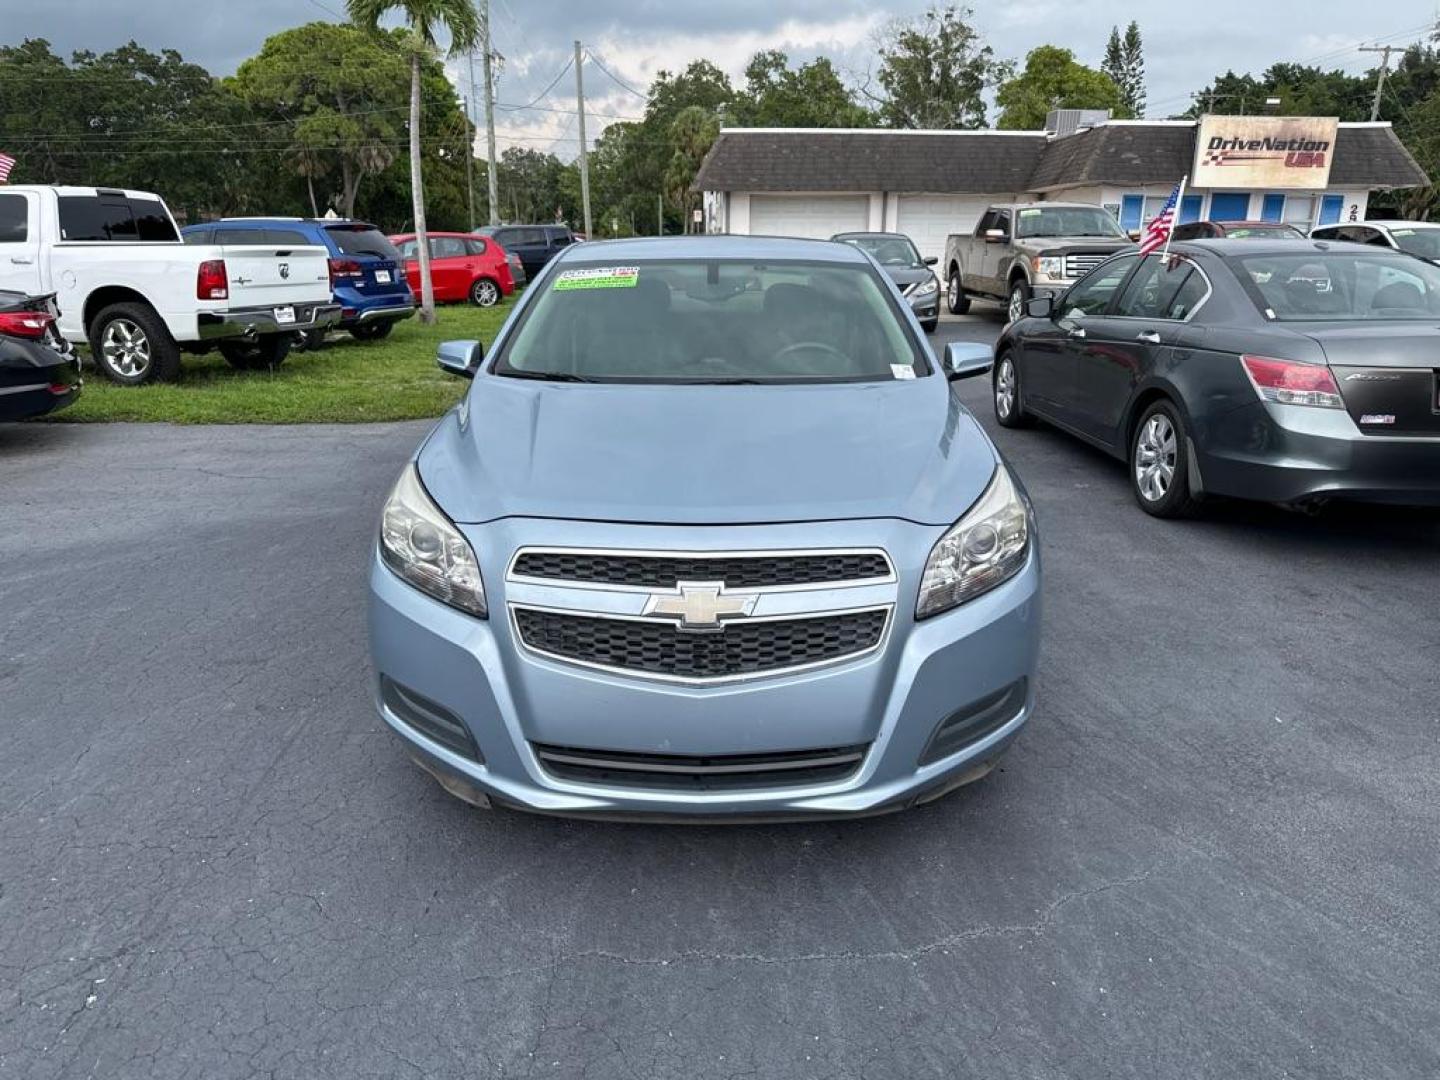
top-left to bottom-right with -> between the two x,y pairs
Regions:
693,122 -> 1428,194
692,130 -> 1047,194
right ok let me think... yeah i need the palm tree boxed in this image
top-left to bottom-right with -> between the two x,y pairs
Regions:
346,0 -> 480,324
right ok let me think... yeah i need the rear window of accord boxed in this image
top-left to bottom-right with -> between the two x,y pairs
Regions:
1234,252 -> 1440,321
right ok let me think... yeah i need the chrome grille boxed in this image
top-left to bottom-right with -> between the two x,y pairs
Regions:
1064,253 -> 1109,279
532,742 -> 869,791
512,607 -> 889,682
509,549 -> 893,590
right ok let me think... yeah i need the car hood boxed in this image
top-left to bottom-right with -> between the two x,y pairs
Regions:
418,376 -> 999,526
880,266 -> 935,289
1024,236 -> 1133,250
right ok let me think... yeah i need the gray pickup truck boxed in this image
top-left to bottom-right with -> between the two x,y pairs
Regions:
943,203 -> 1134,323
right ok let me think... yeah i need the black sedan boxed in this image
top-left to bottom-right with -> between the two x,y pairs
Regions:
0,291 -> 81,422
992,240 -> 1440,517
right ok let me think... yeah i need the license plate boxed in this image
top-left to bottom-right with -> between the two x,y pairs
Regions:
274,306 -> 296,325
375,270 -> 392,284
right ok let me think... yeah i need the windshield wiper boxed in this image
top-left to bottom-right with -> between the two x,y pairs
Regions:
498,370 -> 597,383
679,377 -> 768,384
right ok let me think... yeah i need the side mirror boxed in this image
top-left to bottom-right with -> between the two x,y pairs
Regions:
1024,295 -> 1055,319
437,339 -> 483,379
984,228 -> 1007,243
924,255 -> 939,266
943,341 -> 994,381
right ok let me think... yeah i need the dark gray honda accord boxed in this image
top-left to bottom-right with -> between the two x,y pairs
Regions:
993,239 -> 1440,517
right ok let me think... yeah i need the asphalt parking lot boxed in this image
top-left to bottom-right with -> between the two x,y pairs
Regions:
3,307 -> 1439,1079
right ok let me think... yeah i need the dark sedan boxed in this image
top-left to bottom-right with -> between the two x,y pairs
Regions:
0,291 -> 81,422
831,232 -> 941,332
992,240 -> 1440,517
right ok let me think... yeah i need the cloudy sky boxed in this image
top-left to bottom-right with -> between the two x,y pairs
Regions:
28,0 -> 1440,158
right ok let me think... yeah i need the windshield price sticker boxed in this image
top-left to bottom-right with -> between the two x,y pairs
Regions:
554,266 -> 640,291
891,364 -> 917,380
1019,208 -> 1042,217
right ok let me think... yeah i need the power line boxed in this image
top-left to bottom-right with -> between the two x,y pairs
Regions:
493,56 -> 573,114
585,50 -> 647,100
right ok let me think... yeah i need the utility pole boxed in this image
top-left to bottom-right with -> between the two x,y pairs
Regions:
658,194 -> 663,236
1360,45 -> 1396,122
574,40 -> 593,236
462,89 -> 475,228
481,0 -> 499,225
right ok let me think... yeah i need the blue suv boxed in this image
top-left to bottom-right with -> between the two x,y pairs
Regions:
181,219 -> 416,341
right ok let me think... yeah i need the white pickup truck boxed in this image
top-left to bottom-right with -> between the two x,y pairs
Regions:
0,185 -> 341,383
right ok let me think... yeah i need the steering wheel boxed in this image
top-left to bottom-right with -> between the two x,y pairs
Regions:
772,341 -> 851,372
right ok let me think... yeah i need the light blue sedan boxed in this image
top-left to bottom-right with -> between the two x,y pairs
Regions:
367,236 -> 1040,820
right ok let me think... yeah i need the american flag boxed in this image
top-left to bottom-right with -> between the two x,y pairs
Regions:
0,153 -> 15,184
1138,179 -> 1183,256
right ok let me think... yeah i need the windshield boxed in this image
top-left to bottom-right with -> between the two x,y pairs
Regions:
1232,251 -> 1440,321
838,235 -> 924,268
1016,207 -> 1127,239
494,259 -> 927,383
1388,227 -> 1440,261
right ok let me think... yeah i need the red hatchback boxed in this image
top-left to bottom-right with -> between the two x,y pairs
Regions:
390,231 -> 516,307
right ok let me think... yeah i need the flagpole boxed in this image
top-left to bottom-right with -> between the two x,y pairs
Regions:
1160,174 -> 1188,263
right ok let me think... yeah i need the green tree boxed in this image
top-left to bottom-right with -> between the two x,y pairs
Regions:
996,45 -> 1125,129
346,0 -> 479,324
231,23 -> 408,218
664,106 -> 721,232
606,60 -> 735,235
0,40 -> 257,218
871,5 -> 1004,129
732,50 -> 873,127
1102,22 -> 1145,117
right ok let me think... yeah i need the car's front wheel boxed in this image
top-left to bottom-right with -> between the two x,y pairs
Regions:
993,353 -> 1030,428
1007,281 -> 1030,324
220,334 -> 291,371
469,278 -> 501,307
946,272 -> 970,315
1130,400 -> 1201,518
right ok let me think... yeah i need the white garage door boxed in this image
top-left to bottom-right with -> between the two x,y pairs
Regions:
749,195 -> 870,240
895,195 -> 996,265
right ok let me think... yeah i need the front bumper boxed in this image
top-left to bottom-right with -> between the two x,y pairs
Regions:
1202,401 -> 1440,506
197,302 -> 342,341
367,518 -> 1041,820
906,288 -> 940,322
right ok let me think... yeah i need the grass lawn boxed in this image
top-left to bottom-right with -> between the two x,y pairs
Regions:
53,300 -> 514,424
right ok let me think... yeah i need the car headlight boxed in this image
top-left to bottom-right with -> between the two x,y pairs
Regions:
1033,256 -> 1065,280
379,464 -> 487,617
913,276 -> 939,298
917,465 -> 1030,619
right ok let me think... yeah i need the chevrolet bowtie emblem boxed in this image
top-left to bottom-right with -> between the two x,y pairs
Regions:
643,581 -> 758,631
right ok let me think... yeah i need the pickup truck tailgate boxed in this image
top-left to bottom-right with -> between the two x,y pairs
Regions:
220,245 -> 332,305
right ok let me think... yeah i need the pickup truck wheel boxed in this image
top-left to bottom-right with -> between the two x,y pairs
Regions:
89,302 -> 182,385
469,278 -> 501,307
220,334 -> 291,371
993,353 -> 1031,429
946,273 -> 970,315
349,321 -> 394,342
1007,281 -> 1030,324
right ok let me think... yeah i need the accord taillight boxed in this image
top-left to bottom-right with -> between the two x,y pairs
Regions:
196,259 -> 229,300
0,310 -> 55,339
1240,355 -> 1344,409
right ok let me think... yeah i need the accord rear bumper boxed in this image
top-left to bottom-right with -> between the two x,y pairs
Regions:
366,519 -> 1041,820
1201,401 -> 1440,506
